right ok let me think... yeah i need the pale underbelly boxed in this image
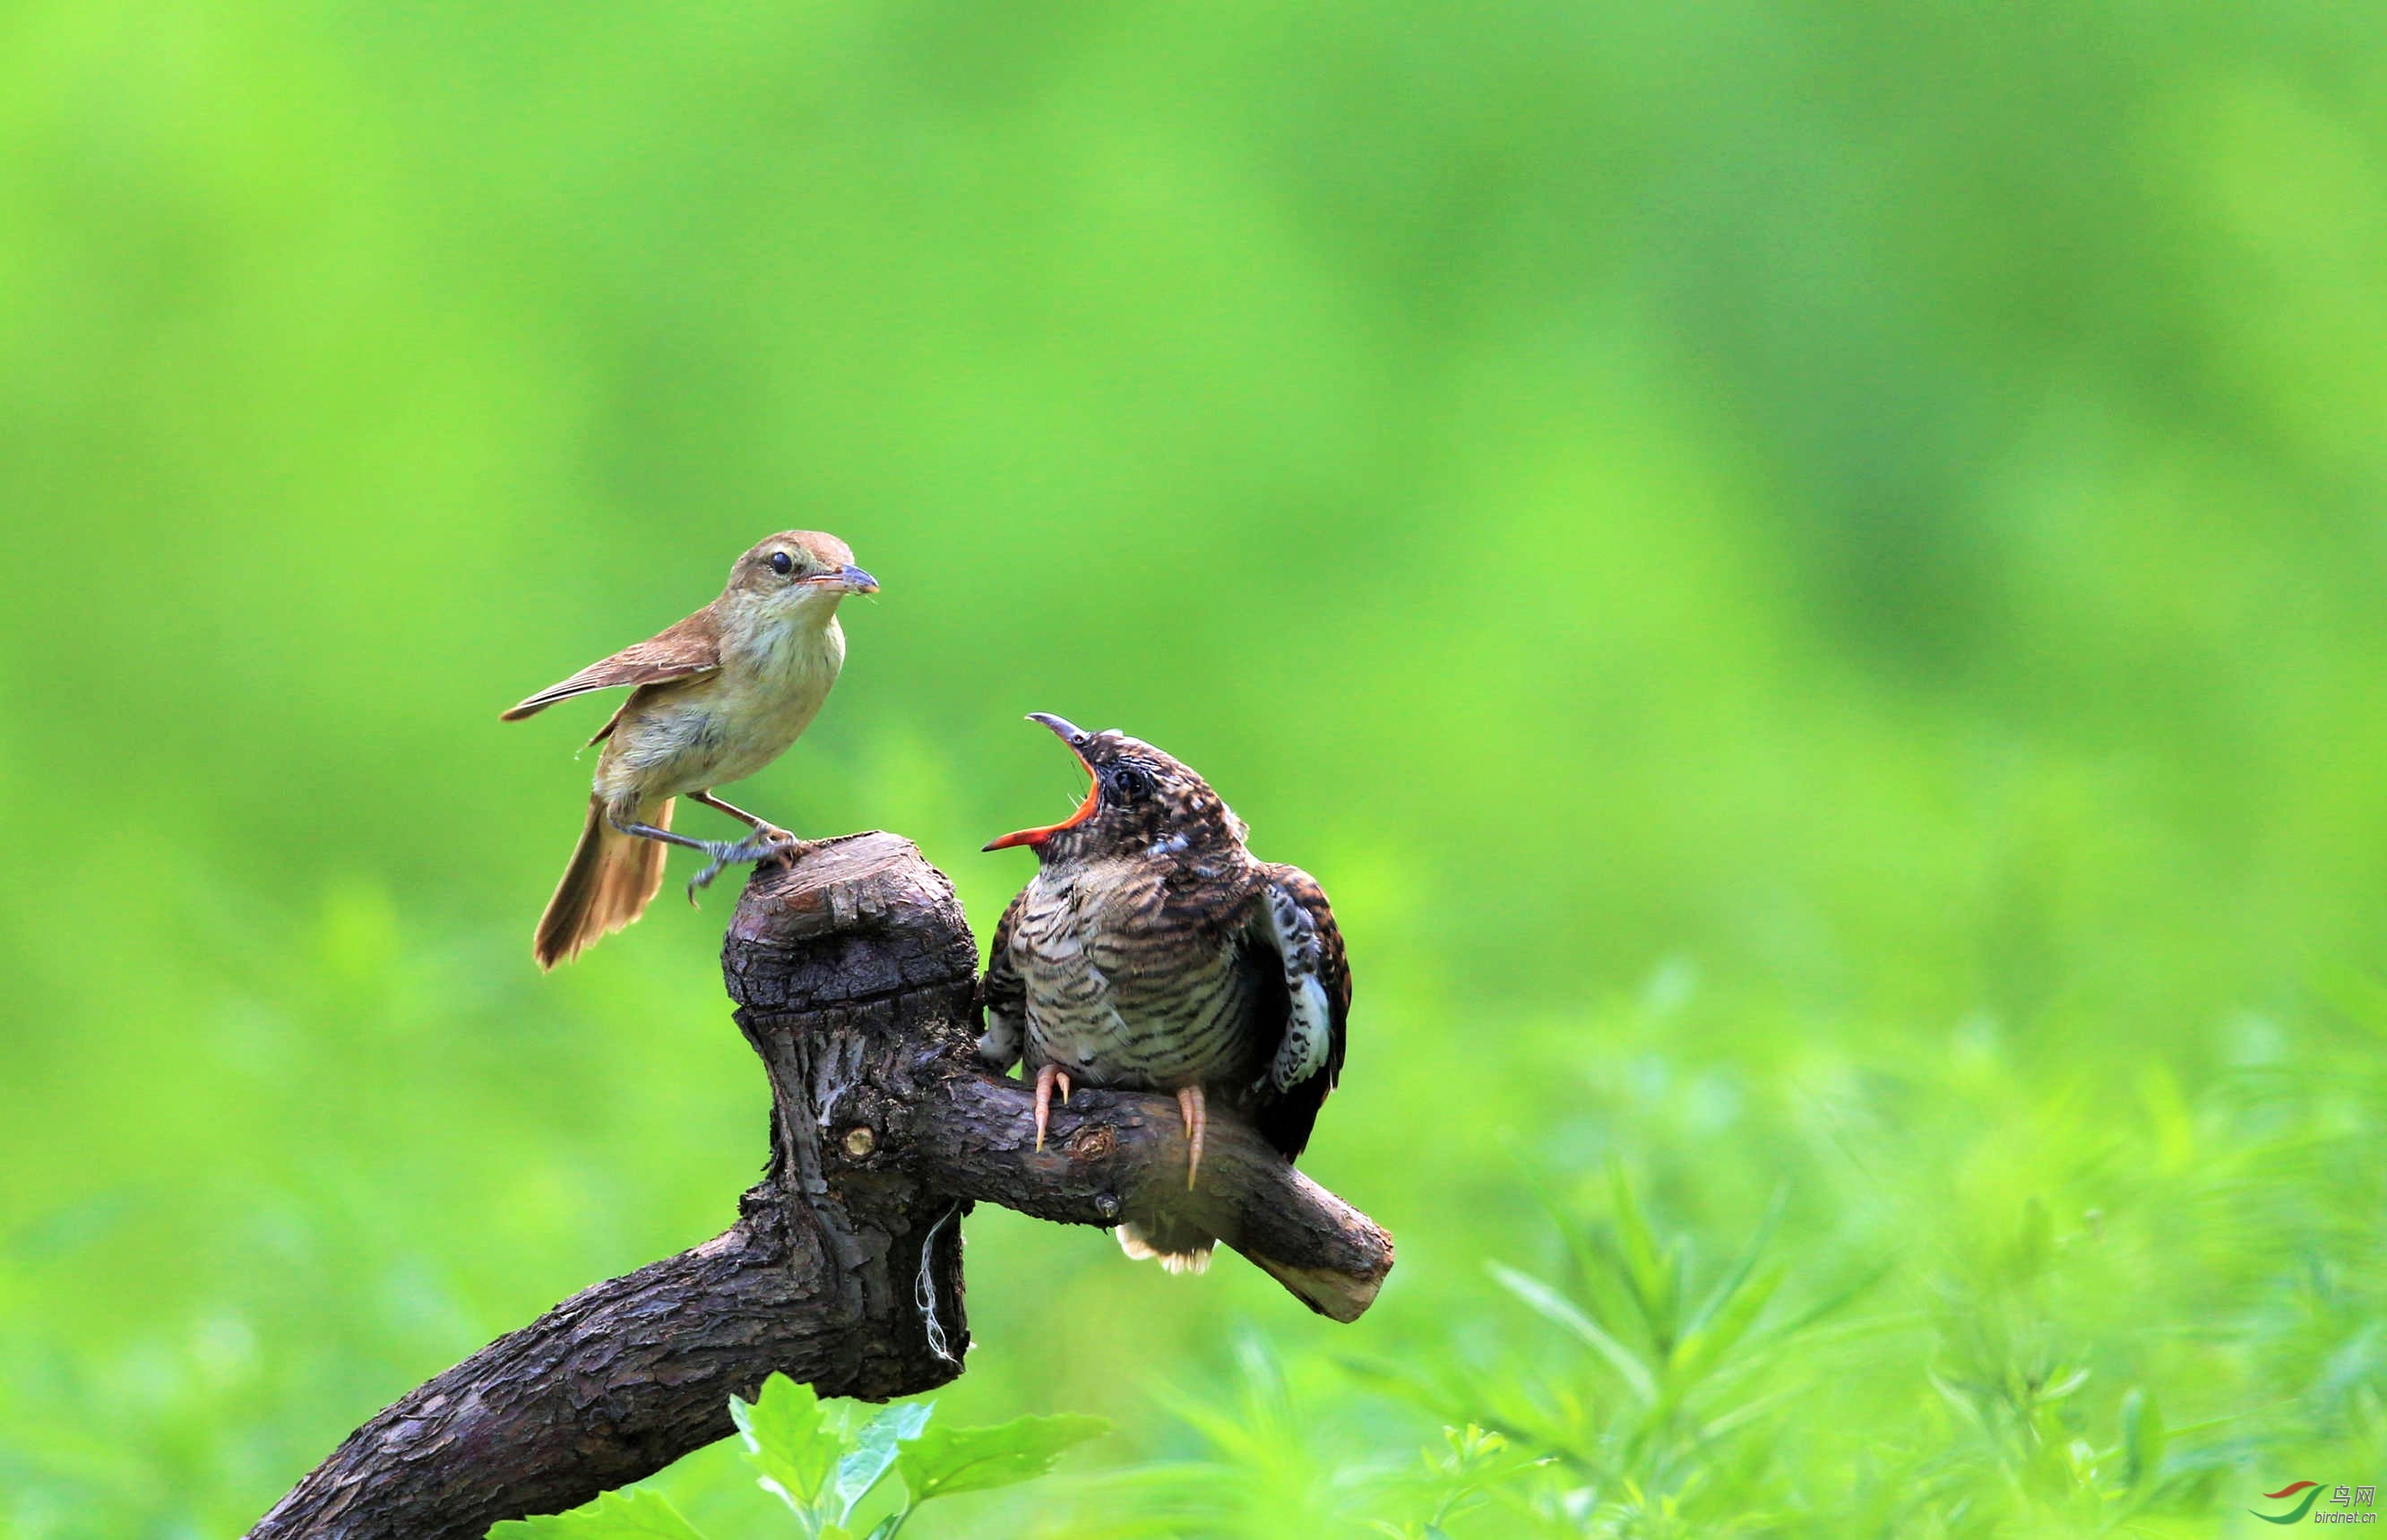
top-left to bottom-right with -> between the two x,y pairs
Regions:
599,692 -> 824,801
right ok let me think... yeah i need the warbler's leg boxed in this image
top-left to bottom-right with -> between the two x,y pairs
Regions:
616,820 -> 720,856
1032,1063 -> 1073,1152
608,814 -> 790,902
1176,1085 -> 1207,1191
678,790 -> 808,899
692,789 -> 800,842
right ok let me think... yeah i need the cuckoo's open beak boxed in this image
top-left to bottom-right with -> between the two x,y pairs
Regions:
984,714 -> 1099,851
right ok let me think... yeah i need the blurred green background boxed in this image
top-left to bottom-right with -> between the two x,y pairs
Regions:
4,0 -> 2386,1534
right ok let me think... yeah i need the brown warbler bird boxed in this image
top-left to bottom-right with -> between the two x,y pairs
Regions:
503,532 -> 877,969
977,714 -> 1349,1283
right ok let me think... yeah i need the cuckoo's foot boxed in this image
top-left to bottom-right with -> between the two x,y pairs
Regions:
1032,1063 -> 1074,1152
685,824 -> 805,901
1176,1084 -> 1207,1191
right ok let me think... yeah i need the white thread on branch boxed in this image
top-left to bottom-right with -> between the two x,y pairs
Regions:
916,1201 -> 962,1365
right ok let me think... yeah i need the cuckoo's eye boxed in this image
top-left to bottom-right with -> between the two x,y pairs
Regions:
770,551 -> 795,576
1107,764 -> 1155,804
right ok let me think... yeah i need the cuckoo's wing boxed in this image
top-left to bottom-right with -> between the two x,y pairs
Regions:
974,888 -> 1031,1071
1245,864 -> 1351,1162
500,608 -> 721,722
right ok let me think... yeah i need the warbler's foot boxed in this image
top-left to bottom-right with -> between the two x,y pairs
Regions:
752,824 -> 806,868
1176,1084 -> 1207,1191
685,825 -> 806,900
1032,1062 -> 1074,1152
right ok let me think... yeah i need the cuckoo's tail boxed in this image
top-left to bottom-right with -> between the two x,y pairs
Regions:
1119,1224 -> 1366,1319
533,795 -> 671,969
1116,1219 -> 1215,1275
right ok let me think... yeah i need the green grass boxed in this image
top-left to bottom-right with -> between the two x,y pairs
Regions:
4,0 -> 2387,1535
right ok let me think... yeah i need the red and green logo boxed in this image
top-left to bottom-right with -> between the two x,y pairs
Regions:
2253,1482 -> 2324,1524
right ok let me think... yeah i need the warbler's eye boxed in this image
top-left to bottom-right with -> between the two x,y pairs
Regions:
1108,765 -> 1154,804
770,551 -> 795,576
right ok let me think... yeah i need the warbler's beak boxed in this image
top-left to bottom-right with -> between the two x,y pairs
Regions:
984,714 -> 1099,851
833,564 -> 879,595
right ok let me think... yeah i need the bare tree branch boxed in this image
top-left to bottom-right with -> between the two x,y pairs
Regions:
247,832 -> 1392,1540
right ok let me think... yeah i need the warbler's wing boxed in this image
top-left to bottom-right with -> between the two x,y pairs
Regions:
1244,864 -> 1351,1163
500,608 -> 720,722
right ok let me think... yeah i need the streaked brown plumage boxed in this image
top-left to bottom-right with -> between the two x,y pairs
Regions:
977,714 -> 1350,1288
503,532 -> 877,969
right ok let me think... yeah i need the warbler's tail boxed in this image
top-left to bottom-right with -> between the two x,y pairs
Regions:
534,795 -> 670,969
1116,1218 -> 1216,1276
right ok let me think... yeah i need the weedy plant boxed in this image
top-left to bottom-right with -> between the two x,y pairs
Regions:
487,1374 -> 1107,1540
1097,1333 -> 1552,1540
1365,1424 -> 1552,1540
1342,1159 -> 2228,1538
1892,1192 -> 2228,1535
1345,1163 -> 1889,1536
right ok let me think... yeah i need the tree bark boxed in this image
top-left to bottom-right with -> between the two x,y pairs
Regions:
247,831 -> 1392,1540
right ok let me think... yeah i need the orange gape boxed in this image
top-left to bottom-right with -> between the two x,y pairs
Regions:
975,714 -> 1353,1306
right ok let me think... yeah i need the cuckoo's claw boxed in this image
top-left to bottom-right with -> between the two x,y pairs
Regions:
1176,1084 -> 1207,1191
685,825 -> 805,902
1032,1063 -> 1074,1151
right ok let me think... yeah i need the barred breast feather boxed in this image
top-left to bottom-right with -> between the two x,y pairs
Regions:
1012,852 -> 1270,1092
978,852 -> 1348,1165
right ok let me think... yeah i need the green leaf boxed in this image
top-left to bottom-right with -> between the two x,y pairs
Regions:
896,1412 -> 1112,1503
831,1402 -> 934,1522
1486,1260 -> 1659,1403
487,1487 -> 711,1540
730,1373 -> 842,1518
1677,1185 -> 1786,1344
1755,1257 -> 1896,1344
2120,1387 -> 2165,1489
2037,1365 -> 2090,1404
1668,1260 -> 1785,1389
1606,1160 -> 1681,1344
1693,1381 -> 1815,1444
1440,1423 -> 1508,1468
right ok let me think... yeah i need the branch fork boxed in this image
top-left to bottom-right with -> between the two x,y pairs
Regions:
248,832 -> 1392,1539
